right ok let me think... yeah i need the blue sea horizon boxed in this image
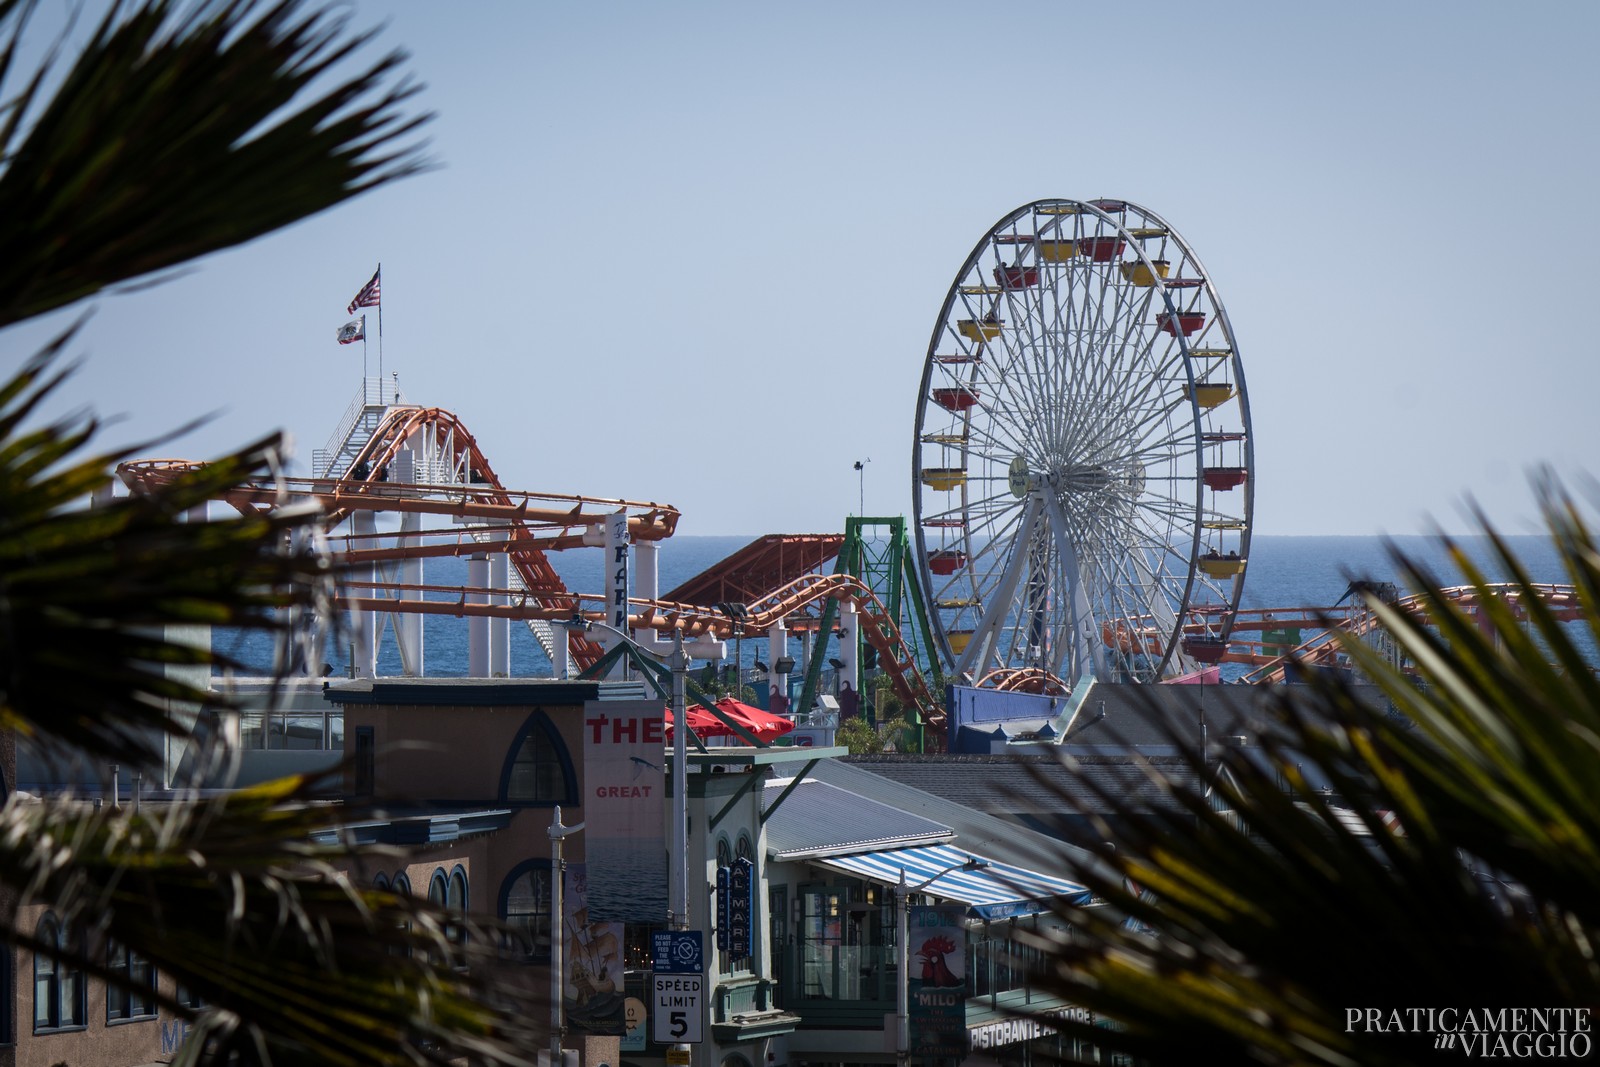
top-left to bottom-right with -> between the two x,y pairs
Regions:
215,533 -> 1580,680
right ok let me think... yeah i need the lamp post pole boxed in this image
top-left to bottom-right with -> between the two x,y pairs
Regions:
896,868 -> 910,1067
548,805 -> 584,1066
669,627 -> 689,931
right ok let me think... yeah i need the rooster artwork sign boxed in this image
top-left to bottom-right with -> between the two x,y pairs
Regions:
908,905 -> 968,1058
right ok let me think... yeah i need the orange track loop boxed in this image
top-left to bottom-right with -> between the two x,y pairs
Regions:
978,668 -> 1070,696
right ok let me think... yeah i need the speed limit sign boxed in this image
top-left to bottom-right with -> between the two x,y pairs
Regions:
651,973 -> 703,1044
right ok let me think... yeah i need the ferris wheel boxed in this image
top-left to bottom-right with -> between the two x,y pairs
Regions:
912,198 -> 1253,688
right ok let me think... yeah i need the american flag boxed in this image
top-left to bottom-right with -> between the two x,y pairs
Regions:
346,267 -> 380,315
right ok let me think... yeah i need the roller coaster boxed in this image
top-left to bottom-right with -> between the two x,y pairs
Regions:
117,393 -> 947,728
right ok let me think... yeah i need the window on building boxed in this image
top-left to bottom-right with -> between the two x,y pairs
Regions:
447,866 -> 469,945
500,861 -> 553,962
106,939 -> 156,1022
500,711 -> 574,805
354,726 -> 375,795
33,913 -> 85,1032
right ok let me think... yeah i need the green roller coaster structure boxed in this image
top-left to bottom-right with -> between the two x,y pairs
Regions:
794,516 -> 944,735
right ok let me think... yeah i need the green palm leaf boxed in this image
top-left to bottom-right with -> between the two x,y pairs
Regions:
1027,483 -> 1600,1065
0,0 -> 430,327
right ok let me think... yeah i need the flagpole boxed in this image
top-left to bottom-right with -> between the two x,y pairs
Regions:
376,263 -> 384,404
362,314 -> 369,392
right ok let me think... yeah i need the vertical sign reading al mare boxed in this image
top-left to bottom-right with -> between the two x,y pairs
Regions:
582,698 -> 667,924
716,858 -> 753,957
908,904 -> 967,1059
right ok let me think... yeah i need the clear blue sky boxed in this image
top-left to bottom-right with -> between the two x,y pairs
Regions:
12,0 -> 1599,536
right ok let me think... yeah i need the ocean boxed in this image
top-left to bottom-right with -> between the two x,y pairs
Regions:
215,534 -> 1583,679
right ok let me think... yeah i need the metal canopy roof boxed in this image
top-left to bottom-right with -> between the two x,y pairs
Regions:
810,842 -> 1092,921
763,778 -> 954,860
662,533 -> 843,609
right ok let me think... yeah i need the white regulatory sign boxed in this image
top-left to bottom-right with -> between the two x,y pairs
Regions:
651,973 -> 704,1044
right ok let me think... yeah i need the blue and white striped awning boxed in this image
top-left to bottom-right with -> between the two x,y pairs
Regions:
812,843 -> 1091,921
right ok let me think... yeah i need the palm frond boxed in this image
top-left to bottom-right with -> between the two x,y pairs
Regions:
0,0 -> 431,327
1025,484 -> 1600,1065
0,345 -> 333,767
1,774 -> 542,1066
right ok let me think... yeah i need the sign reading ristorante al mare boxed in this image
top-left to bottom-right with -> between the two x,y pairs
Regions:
968,1005 -> 1095,1050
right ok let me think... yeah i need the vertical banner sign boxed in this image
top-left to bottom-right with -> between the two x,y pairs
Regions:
714,861 -> 752,957
561,863 -> 625,1035
606,508 -> 629,633
729,857 -> 753,958
583,698 -> 668,924
908,904 -> 968,1060
715,866 -> 729,951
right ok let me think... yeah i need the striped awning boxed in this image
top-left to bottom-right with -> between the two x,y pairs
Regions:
811,843 -> 1091,921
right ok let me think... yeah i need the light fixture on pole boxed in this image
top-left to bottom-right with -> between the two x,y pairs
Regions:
853,458 -> 870,516
895,857 -> 986,1067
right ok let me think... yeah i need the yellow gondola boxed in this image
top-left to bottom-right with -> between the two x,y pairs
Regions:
921,468 -> 967,491
1186,383 -> 1234,409
957,318 -> 1002,342
1198,553 -> 1247,578
1037,239 -> 1077,262
1120,259 -> 1170,287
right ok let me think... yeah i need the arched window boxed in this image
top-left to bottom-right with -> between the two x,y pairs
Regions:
106,938 -> 156,1022
33,913 -> 85,1032
447,865 -> 469,948
373,872 -> 391,891
499,860 -> 554,962
392,872 -> 412,895
428,869 -> 448,907
498,710 -> 576,805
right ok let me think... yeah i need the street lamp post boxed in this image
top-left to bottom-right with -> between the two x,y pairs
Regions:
894,858 -> 986,1067
548,805 -> 585,1066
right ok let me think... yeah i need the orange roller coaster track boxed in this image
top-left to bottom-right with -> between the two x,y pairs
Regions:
1237,583 -> 1584,684
118,405 -> 680,671
337,570 -> 944,729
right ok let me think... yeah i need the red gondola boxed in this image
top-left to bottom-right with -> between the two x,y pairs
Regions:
929,550 -> 967,575
1079,235 -> 1125,262
1182,637 -> 1229,663
993,264 -> 1040,290
932,387 -> 980,412
1203,467 -> 1248,491
1157,310 -> 1206,336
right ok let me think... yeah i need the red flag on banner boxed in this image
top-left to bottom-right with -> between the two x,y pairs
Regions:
346,266 -> 380,315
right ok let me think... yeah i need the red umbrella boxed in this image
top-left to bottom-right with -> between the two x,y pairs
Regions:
708,697 -> 794,742
662,705 -> 722,738
662,699 -> 794,743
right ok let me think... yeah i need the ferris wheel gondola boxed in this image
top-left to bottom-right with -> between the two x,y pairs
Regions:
912,199 -> 1254,689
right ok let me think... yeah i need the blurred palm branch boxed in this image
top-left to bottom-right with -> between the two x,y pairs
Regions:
1028,481 -> 1600,1065
0,1 -> 546,1063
